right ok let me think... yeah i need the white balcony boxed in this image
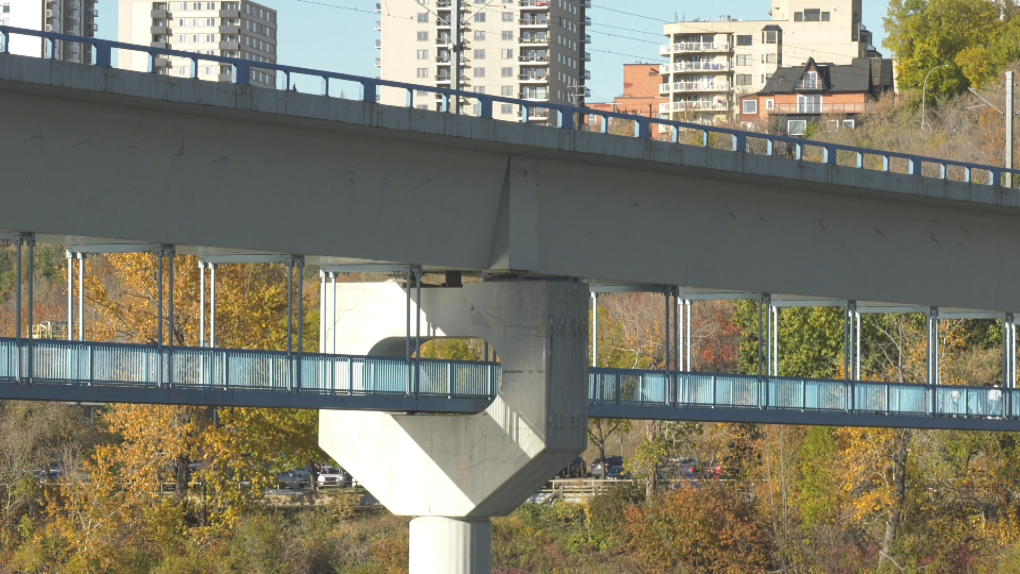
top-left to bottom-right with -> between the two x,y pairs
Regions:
659,81 -> 731,94
659,42 -> 734,54
519,0 -> 549,8
659,61 -> 732,74
519,36 -> 549,45
519,18 -> 549,27
659,100 -> 730,113
519,73 -> 549,83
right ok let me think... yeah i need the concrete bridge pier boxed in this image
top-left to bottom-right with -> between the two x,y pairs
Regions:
318,279 -> 589,573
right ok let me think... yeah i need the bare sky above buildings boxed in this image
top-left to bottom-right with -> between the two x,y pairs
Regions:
96,0 -> 889,103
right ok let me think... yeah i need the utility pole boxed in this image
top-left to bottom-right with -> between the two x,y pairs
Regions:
1007,70 -> 1014,187
452,0 -> 462,114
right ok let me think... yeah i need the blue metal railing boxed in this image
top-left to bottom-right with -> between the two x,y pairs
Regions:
588,367 -> 1012,420
0,338 -> 500,400
1,26 -> 1018,188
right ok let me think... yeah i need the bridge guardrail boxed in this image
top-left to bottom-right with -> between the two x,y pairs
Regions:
1,26 -> 1018,188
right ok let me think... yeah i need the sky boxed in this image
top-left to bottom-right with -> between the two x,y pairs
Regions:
95,0 -> 890,103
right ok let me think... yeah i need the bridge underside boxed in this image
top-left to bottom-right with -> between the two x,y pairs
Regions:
2,56 -> 1020,313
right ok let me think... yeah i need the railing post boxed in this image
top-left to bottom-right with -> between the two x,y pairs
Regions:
94,43 -> 112,68
223,350 -> 229,390
88,344 -> 94,386
234,62 -> 251,85
856,151 -> 864,168
361,80 -> 377,103
615,374 -> 621,406
635,118 -> 650,139
824,145 -> 837,165
909,157 -> 921,176
479,98 -> 492,119
794,142 -> 803,161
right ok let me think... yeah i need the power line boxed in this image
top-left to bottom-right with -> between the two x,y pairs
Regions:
289,0 -> 413,19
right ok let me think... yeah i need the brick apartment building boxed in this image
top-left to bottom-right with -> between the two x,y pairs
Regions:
585,63 -> 667,134
738,57 -> 893,135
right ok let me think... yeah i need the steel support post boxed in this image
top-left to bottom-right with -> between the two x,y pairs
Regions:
66,251 -> 73,341
758,294 -> 767,409
210,264 -> 216,348
415,267 -> 421,396
26,236 -> 34,383
287,258 -> 294,391
672,288 -> 679,372
591,292 -> 598,367
1005,314 -> 1015,418
855,309 -> 861,380
78,253 -> 84,341
319,270 -> 326,355
1007,71 -> 1014,188
928,307 -> 939,414
15,237 -> 21,382
685,300 -> 691,371
330,271 -> 337,354
405,268 -> 412,396
166,246 -> 175,388
664,290 -> 671,373
771,304 -> 779,377
296,257 -> 304,392
845,301 -> 857,412
199,262 -> 206,348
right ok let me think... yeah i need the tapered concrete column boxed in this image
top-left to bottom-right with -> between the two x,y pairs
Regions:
319,279 -> 588,573
409,517 -> 492,574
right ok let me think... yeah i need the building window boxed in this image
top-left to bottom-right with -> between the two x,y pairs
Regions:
822,11 -> 830,20
416,89 -> 429,96
843,119 -> 855,129
474,67 -> 485,77
501,104 -> 513,114
501,86 -> 513,95
794,11 -> 803,21
417,31 -> 428,41
765,99 -> 774,110
762,30 -> 777,44
735,74 -> 752,86
502,31 -> 513,40
474,12 -> 485,22
2,5 -> 10,13
502,12 -> 513,21
417,68 -> 428,78
736,35 -> 752,46
417,50 -> 428,60
475,31 -> 485,40
788,120 -> 807,136
798,94 -> 822,113
500,67 -> 512,77
474,86 -> 485,94
501,49 -> 513,59
736,54 -> 752,66
417,12 -> 428,22
474,49 -> 485,59
824,120 -> 840,132
742,100 -> 757,115
764,53 -> 778,64
804,9 -> 820,21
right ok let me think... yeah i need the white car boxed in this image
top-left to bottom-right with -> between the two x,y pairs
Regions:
317,466 -> 348,488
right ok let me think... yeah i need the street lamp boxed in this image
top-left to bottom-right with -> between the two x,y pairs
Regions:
921,64 -> 948,130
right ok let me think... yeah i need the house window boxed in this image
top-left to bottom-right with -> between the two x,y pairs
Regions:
501,86 -> 513,95
502,31 -> 513,40
742,100 -> 758,115
794,12 -> 803,21
474,49 -> 485,59
798,94 -> 822,113
801,71 -> 818,88
474,67 -> 485,77
588,115 -> 598,126
417,31 -> 429,41
736,35 -> 752,46
417,68 -> 428,78
502,12 -> 513,21
764,53 -> 778,63
474,87 -> 485,94
821,11 -> 830,20
474,12 -> 485,22
735,74 -> 752,86
475,31 -> 485,40
842,119 -> 855,129
736,54 -> 752,66
501,104 -> 513,114
501,67 -> 513,77
788,120 -> 807,136
502,49 -> 513,59
417,50 -> 428,60
804,9 -> 820,21
765,99 -> 774,110
763,30 -> 777,44
417,12 -> 428,22
825,120 -> 839,132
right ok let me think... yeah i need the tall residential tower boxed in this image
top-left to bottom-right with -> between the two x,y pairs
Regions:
118,1 -> 278,88
1,0 -> 98,63
378,0 -> 589,123
659,0 -> 878,123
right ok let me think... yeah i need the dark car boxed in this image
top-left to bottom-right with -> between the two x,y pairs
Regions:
277,470 -> 311,490
558,456 -> 587,478
605,465 -> 632,481
591,456 -> 624,479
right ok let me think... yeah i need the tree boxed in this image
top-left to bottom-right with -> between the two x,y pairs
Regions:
883,0 -> 1006,96
587,419 -> 632,479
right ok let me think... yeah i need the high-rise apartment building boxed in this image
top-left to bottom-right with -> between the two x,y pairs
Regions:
118,1 -> 278,88
1,0 -> 98,63
659,0 -> 878,123
378,0 -> 590,123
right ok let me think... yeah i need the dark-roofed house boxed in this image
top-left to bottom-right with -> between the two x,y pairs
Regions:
738,57 -> 893,135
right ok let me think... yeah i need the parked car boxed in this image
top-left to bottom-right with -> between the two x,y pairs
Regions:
605,465 -> 632,481
317,466 -> 348,488
277,470 -> 311,490
591,456 -> 624,479
558,456 -> 587,478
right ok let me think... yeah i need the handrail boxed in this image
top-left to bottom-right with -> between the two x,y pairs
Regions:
1,26 -> 1018,186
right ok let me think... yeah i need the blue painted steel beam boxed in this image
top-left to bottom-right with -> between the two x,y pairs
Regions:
0,380 -> 492,413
